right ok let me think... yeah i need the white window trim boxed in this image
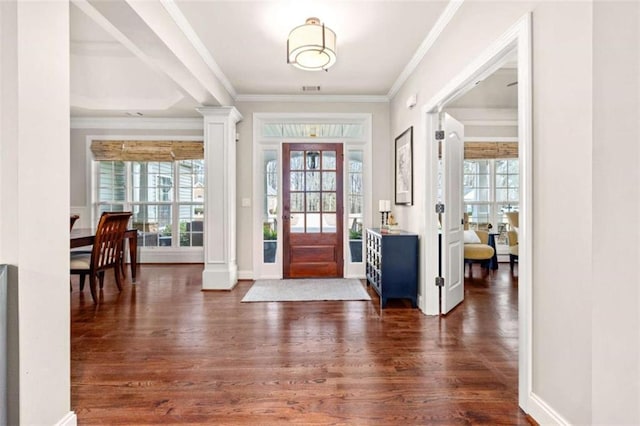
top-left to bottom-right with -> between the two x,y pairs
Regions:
464,158 -> 519,230
85,134 -> 204,263
252,113 -> 373,280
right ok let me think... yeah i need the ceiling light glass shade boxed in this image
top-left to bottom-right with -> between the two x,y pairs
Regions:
287,17 -> 336,71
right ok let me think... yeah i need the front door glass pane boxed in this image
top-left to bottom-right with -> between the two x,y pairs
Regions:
305,172 -> 320,191
290,193 -> 304,212
290,172 -> 304,191
322,151 -> 336,170
291,151 -> 304,170
322,193 -> 336,212
322,214 -> 336,233
306,151 -> 320,170
288,146 -> 340,235
306,193 -> 320,212
290,213 -> 304,233
306,213 -> 320,233
322,171 -> 336,191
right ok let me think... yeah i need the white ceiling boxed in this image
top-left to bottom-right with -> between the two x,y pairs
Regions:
448,67 -> 518,109
69,0 -> 516,118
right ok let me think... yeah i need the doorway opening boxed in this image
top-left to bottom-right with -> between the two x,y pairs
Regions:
252,114 -> 372,281
421,14 -> 532,412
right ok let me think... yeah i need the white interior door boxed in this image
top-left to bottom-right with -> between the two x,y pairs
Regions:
441,113 -> 464,314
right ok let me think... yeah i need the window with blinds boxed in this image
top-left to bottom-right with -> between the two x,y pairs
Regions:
464,158 -> 519,246
91,140 -> 204,161
94,140 -> 204,250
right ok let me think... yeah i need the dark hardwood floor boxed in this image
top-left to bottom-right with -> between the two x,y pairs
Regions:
71,263 -> 529,425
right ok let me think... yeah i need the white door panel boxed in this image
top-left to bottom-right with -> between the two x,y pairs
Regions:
441,113 -> 464,314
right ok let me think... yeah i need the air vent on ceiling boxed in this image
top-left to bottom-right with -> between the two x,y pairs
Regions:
302,85 -> 321,92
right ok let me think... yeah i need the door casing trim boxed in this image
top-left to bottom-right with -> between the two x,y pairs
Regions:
421,13 -> 535,418
252,113 -> 372,280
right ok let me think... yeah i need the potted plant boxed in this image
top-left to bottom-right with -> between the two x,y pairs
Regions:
349,228 -> 363,263
263,225 -> 277,263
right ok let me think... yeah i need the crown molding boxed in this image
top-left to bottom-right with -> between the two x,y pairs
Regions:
235,94 -> 389,103
387,0 -> 464,99
70,117 -> 203,130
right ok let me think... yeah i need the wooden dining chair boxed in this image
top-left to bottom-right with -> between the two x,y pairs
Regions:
70,211 -> 132,303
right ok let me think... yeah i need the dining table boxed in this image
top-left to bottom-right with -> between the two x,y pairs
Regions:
70,228 -> 139,282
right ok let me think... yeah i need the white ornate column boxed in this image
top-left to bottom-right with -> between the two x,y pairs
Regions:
198,107 -> 243,289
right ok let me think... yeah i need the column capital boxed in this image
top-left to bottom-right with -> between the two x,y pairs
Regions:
197,106 -> 243,123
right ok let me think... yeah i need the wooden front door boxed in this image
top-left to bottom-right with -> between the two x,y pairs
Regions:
283,143 -> 344,278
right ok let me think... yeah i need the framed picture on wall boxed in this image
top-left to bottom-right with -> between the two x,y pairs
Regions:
395,126 -> 413,205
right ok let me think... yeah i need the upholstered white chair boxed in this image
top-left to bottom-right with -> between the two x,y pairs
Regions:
505,212 -> 519,274
505,211 -> 519,231
463,229 -> 495,277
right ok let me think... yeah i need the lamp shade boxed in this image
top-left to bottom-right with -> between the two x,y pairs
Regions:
287,17 -> 336,71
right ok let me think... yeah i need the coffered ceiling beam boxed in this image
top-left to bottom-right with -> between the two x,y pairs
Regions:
73,0 -> 233,107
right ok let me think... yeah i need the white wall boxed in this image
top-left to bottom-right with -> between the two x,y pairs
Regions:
0,2 -> 72,424
390,1 -> 606,424
234,101 -> 390,277
592,2 -> 640,424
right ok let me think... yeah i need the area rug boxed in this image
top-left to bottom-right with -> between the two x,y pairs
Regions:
241,278 -> 371,303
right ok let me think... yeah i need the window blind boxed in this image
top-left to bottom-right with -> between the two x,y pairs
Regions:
91,140 -> 204,162
464,142 -> 518,159
438,142 -> 518,159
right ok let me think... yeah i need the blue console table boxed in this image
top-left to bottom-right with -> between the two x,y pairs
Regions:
365,228 -> 418,308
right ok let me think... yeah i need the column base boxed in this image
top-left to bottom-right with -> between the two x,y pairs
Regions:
202,264 -> 238,290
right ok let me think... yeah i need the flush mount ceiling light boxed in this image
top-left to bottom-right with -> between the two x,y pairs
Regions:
287,17 -> 336,71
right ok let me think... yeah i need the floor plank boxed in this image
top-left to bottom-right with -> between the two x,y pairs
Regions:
71,264 -> 530,425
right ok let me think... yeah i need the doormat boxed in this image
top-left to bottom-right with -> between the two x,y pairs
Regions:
241,278 -> 371,302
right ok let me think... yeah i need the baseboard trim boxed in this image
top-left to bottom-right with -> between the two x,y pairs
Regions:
237,270 -> 253,280
55,411 -> 77,426
525,392 -> 570,425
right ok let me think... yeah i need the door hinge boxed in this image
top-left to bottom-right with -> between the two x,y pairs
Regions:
435,130 -> 445,140
435,276 -> 445,287
435,203 -> 445,214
